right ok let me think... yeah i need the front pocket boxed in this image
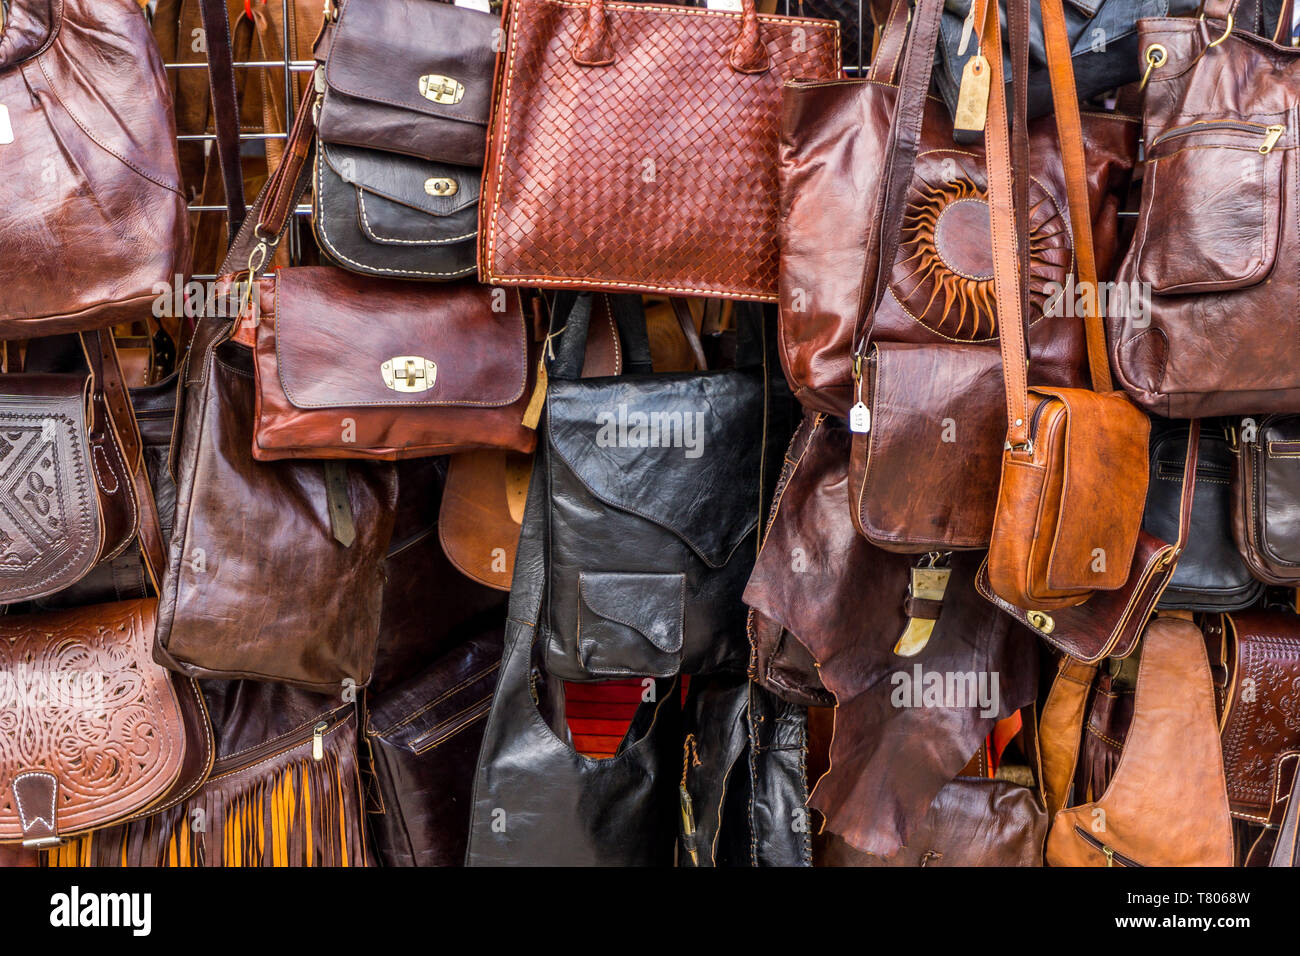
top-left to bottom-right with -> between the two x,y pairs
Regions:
1136,117 -> 1289,294
578,571 -> 686,678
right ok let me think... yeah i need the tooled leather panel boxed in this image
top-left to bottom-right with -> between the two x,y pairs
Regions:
1220,614 -> 1300,818
0,380 -> 101,604
483,0 -> 840,300
0,599 -> 185,840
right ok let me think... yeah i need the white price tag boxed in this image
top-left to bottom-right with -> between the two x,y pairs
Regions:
849,402 -> 871,434
0,105 -> 12,146
706,0 -> 743,10
455,0 -> 493,11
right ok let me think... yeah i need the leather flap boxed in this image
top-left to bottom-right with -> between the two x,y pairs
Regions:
0,599 -> 186,841
579,571 -> 685,654
1257,416 -> 1300,568
320,144 -> 481,218
0,376 -> 103,604
1038,388 -> 1150,593
270,268 -> 528,410
324,0 -> 495,130
368,631 -> 503,753
0,0 -> 59,70
545,368 -> 763,568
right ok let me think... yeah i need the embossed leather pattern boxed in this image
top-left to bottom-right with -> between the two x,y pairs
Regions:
0,599 -> 186,843
480,0 -> 841,301
0,375 -> 136,605
0,0 -> 189,336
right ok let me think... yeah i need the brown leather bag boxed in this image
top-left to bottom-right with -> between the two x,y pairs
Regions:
244,268 -> 538,461
1232,414 -> 1300,585
479,0 -> 841,300
776,0 -> 1136,418
982,0 -> 1150,612
1109,0 -> 1300,418
1041,616 -> 1235,866
0,0 -> 190,336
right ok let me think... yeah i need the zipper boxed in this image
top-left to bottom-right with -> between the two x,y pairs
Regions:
209,708 -> 349,777
1156,460 -> 1230,481
1149,120 -> 1285,154
1026,397 -> 1050,444
408,695 -> 492,753
1074,826 -> 1144,867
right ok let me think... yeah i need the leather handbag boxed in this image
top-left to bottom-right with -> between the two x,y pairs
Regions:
981,0 -> 1150,612
1233,414 -> 1300,585
777,0 -> 1136,417
479,0 -> 841,301
243,267 -> 539,461
365,627 -> 504,867
1041,616 -> 1235,866
1145,420 -> 1262,610
48,683 -> 370,866
1109,0 -> 1300,418
537,293 -> 764,681
312,0 -> 496,280
0,341 -> 139,605
0,0 -> 190,337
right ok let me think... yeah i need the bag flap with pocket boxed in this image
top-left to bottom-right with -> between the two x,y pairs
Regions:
321,144 -> 482,220
579,571 -> 686,655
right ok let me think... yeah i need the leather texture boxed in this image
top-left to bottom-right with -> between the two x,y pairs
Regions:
366,627 -> 504,867
1044,616 -> 1235,866
1233,414 -> 1300,585
156,313 -> 398,692
480,0 -> 841,301
0,600 -> 186,843
0,371 -> 136,605
1110,15 -> 1300,417
0,0 -> 189,336
1145,421 -> 1262,610
311,0 -> 495,280
250,268 -> 537,460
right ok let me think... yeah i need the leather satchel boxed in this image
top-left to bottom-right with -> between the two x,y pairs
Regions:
479,0 -> 841,300
312,0 -> 496,280
1109,0 -> 1300,417
982,0 -> 1150,612
244,267 -> 538,460
0,0 -> 189,336
1145,420 -> 1262,610
1232,413 -> 1300,585
1041,616 -> 1235,866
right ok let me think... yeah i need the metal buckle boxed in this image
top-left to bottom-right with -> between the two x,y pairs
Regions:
424,177 -> 459,197
418,74 -> 466,105
381,356 -> 437,393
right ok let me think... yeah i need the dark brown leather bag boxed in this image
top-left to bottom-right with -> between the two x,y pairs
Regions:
245,268 -> 538,461
1109,0 -> 1300,418
0,0 -> 190,336
1232,414 -> 1300,585
479,0 -> 841,300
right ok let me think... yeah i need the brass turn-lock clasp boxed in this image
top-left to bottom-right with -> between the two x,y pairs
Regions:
381,356 -> 438,393
418,74 -> 465,105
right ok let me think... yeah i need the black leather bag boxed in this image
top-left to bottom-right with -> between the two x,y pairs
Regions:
312,0 -> 495,279
537,293 -> 764,681
1143,420 -> 1262,611
365,626 -> 504,867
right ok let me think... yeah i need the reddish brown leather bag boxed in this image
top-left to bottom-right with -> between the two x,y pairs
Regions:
246,268 -> 538,461
0,0 -> 189,336
479,0 -> 841,301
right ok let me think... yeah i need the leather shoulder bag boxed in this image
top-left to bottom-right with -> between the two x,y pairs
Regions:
0,0 -> 190,337
312,0 -> 496,280
479,0 -> 841,300
1232,413 -> 1300,585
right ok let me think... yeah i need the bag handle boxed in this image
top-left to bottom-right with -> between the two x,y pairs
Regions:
198,0 -> 248,244
572,0 -> 770,73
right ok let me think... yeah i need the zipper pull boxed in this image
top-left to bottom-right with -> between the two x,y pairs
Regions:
679,785 -> 699,866
312,721 -> 328,761
1261,124 -> 1285,154
1103,845 -> 1115,867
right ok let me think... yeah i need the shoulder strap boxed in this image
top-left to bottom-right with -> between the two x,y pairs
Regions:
198,0 -> 247,244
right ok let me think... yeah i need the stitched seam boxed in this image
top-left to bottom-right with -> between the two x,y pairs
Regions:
357,191 -> 477,246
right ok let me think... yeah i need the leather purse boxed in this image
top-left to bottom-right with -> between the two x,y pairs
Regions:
0,0 -> 190,337
0,341 -> 139,605
1041,616 -> 1235,866
1109,0 -> 1300,418
1232,413 -> 1300,585
982,0 -> 1150,612
243,267 -> 538,460
776,0 -> 1136,417
479,0 -> 841,300
312,0 -> 496,280
538,293 -> 764,681
365,627 -> 504,867
1145,420 -> 1262,610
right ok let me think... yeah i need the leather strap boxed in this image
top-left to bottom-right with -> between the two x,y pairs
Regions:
669,299 -> 709,371
1173,419 -> 1202,556
866,0 -> 912,84
1201,0 -> 1238,22
198,0 -> 248,243
1038,655 -> 1100,817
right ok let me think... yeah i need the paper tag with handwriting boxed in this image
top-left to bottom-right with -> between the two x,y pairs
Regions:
849,402 -> 871,434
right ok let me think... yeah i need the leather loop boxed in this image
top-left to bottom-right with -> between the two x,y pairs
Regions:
572,0 -> 616,65
669,298 -> 709,371
727,0 -> 771,73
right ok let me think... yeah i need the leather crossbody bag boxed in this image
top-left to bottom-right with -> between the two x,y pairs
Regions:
1232,413 -> 1300,585
312,0 -> 496,280
982,0 -> 1150,612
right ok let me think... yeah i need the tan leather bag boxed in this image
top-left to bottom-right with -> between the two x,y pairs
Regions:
981,0 -> 1150,612
1041,616 -> 1234,867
